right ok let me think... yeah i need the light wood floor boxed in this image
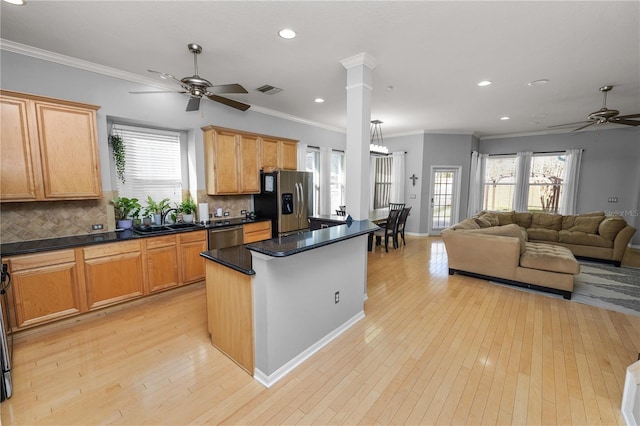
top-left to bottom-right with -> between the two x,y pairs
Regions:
2,237 -> 640,425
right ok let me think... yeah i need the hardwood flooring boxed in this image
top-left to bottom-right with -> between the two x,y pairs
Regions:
2,237 -> 640,425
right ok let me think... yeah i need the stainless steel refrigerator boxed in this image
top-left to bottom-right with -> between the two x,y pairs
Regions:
254,170 -> 313,238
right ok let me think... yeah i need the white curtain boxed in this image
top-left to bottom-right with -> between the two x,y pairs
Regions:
513,151 -> 532,212
319,146 -> 332,214
369,156 -> 376,211
297,142 -> 307,171
559,149 -> 583,215
389,151 -> 406,203
467,151 -> 488,217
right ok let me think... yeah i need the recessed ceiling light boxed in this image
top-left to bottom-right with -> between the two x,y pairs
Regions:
278,29 -> 296,39
528,79 -> 550,87
477,80 -> 492,87
3,0 -> 26,4
314,98 -> 324,103
500,116 -> 510,121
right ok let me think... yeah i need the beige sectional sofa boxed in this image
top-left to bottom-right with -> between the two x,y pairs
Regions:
441,211 -> 636,299
472,210 -> 636,266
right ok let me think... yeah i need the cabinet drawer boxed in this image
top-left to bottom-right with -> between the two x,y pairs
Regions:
8,249 -> 76,271
83,240 -> 141,259
145,235 -> 176,249
179,230 -> 207,243
243,221 -> 271,234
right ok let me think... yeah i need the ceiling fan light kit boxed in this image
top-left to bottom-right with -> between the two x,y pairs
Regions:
130,43 -> 250,112
548,85 -> 640,132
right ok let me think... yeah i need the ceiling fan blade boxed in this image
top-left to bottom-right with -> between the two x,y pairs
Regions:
129,90 -> 187,94
614,113 -> 640,119
148,69 -> 186,86
210,83 -> 248,94
206,94 -> 251,111
609,118 -> 640,126
572,121 -> 598,132
186,97 -> 201,112
548,120 -> 592,129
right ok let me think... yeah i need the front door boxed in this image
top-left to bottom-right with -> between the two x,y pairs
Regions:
428,166 -> 461,235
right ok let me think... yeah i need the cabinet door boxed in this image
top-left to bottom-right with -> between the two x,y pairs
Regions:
8,250 -> 84,328
261,137 -> 279,171
146,235 -> 179,293
35,101 -> 102,199
179,231 -> 206,284
243,221 -> 272,243
280,140 -> 298,170
83,241 -> 144,310
0,95 -> 40,201
239,135 -> 261,193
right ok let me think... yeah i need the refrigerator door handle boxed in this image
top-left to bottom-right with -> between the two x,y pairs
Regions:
295,182 -> 302,228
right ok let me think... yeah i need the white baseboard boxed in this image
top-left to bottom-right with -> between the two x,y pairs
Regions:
254,310 -> 365,388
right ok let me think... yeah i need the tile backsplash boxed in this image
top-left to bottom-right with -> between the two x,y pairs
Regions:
0,190 -> 253,244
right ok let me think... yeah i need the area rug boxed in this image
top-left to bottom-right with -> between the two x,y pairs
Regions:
572,262 -> 640,316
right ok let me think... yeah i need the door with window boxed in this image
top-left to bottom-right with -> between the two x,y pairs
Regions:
428,166 -> 461,235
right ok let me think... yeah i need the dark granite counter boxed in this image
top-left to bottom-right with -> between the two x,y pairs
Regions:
200,246 -> 254,275
0,217 -> 270,257
246,219 -> 378,257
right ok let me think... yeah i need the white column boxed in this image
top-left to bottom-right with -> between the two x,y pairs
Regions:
340,53 -> 376,220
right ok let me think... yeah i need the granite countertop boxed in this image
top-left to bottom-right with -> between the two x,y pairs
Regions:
0,217 -> 270,257
200,219 -> 378,275
246,219 -> 378,257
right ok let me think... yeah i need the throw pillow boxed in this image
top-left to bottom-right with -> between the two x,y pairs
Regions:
569,216 -> 605,234
479,212 -> 499,226
494,211 -> 516,226
598,216 -> 628,240
449,218 -> 480,230
474,217 -> 492,228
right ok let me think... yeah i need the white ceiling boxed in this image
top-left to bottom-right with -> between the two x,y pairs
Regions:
1,1 -> 639,138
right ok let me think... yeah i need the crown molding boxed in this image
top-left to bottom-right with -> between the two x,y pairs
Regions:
1,39 -> 346,134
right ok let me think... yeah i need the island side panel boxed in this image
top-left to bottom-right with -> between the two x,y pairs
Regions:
205,260 -> 254,375
251,235 -> 368,378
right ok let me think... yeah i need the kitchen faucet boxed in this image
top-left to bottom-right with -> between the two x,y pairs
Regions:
161,208 -> 179,225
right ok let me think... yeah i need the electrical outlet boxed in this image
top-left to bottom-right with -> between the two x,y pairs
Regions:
608,197 -> 619,203
335,291 -> 340,304
91,224 -> 104,230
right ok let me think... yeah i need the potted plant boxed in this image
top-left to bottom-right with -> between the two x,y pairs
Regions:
178,196 -> 197,223
109,134 -> 126,184
110,197 -> 141,230
144,196 -> 170,225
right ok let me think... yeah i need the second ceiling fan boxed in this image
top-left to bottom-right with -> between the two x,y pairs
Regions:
131,43 -> 250,112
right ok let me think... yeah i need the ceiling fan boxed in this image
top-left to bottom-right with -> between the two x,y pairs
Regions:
549,85 -> 640,132
130,43 -> 250,112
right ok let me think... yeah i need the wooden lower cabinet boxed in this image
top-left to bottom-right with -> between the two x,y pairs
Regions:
243,221 -> 272,243
83,240 -> 144,310
178,231 -> 206,284
7,249 -> 86,328
145,235 -> 179,293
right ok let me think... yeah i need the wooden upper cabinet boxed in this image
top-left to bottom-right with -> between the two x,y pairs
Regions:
261,137 -> 280,171
260,137 -> 298,171
280,140 -> 298,170
0,90 -> 102,202
239,135 -> 261,193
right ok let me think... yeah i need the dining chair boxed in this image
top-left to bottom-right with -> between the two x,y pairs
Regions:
335,209 -> 346,216
389,202 -> 405,212
373,208 -> 401,252
394,206 -> 412,246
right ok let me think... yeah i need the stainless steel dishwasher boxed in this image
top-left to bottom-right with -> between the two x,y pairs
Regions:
207,225 -> 244,250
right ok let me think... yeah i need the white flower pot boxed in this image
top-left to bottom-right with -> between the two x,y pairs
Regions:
117,219 -> 133,230
183,214 -> 194,224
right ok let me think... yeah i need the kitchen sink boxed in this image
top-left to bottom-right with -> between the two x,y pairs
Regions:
133,223 -> 203,235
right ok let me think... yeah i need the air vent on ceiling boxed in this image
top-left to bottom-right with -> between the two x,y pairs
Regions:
255,84 -> 283,95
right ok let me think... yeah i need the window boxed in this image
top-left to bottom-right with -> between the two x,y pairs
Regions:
373,156 -> 392,209
527,154 -> 566,213
111,124 -> 183,207
305,147 -> 320,216
330,150 -> 345,213
483,156 -> 516,211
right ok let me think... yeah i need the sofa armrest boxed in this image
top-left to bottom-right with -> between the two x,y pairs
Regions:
612,225 -> 637,261
441,229 -> 521,280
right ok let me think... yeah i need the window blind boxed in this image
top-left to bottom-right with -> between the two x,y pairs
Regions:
112,124 -> 183,207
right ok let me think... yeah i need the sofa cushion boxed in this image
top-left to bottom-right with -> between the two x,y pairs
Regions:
569,216 -> 605,234
449,218 -> 480,230
527,228 -> 559,242
521,243 -> 580,274
474,217 -> 492,228
479,212 -> 499,226
531,212 -> 562,231
562,215 -> 576,230
494,211 -> 516,226
515,212 -> 532,228
559,230 -> 613,248
464,224 -> 527,254
598,216 -> 628,240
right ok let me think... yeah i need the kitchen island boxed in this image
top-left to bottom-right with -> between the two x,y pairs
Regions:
200,219 -> 378,387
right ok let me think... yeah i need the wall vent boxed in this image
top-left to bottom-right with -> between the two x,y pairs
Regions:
255,84 -> 283,95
